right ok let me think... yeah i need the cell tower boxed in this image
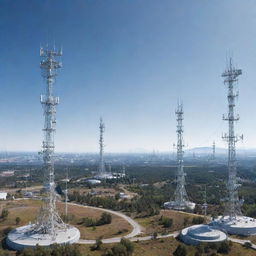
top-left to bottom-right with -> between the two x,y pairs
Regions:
7,47 -> 80,250
222,58 -> 243,219
32,47 -> 66,238
174,103 -> 189,208
212,141 -> 216,160
65,170 -> 69,218
202,185 -> 208,217
164,103 -> 195,210
99,117 -> 106,175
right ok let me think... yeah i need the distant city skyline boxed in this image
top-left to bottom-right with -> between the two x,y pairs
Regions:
0,0 -> 256,153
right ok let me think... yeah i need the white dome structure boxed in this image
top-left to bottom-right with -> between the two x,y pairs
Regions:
180,224 -> 227,245
7,224 -> 80,251
210,216 -> 256,236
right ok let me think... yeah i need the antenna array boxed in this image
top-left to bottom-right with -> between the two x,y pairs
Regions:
174,103 -> 189,208
32,47 -> 66,239
222,58 -> 243,219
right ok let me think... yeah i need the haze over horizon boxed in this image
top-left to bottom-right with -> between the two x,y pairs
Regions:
1,0 -> 256,153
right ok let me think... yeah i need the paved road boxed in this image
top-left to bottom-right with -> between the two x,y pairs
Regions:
228,237 -> 256,250
13,199 -> 256,250
73,203 -> 256,250
67,203 -> 142,244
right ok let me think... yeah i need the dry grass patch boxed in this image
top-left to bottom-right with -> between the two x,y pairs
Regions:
136,209 -> 202,235
0,200 -> 132,240
58,203 -> 132,239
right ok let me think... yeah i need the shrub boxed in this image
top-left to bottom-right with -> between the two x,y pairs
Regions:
217,241 -> 231,254
120,238 -> 134,255
91,237 -> 103,251
192,216 -> 204,225
173,244 -> 187,256
1,209 -> 8,220
15,217 -> 21,225
159,216 -> 173,228
98,212 -> 112,225
243,241 -> 252,248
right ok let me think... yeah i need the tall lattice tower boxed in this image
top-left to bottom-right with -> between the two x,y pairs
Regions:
32,47 -> 66,239
99,117 -> 106,175
6,47 -> 80,250
173,103 -> 190,208
212,141 -> 216,160
222,58 -> 243,219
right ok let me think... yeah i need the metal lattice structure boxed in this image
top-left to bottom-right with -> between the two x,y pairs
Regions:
212,141 -> 216,160
32,47 -> 66,239
99,118 -> 106,175
174,103 -> 189,207
222,58 -> 243,219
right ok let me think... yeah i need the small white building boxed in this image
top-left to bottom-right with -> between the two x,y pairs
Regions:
86,179 -> 101,185
0,192 -> 7,200
119,192 -> 129,199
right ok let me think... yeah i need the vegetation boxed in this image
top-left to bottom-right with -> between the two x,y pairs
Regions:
69,190 -> 160,217
16,244 -> 81,256
0,210 -> 8,221
15,217 -> 21,225
103,238 -> 134,256
173,244 -> 187,256
80,212 -> 112,227
158,216 -> 173,228
192,216 -> 205,225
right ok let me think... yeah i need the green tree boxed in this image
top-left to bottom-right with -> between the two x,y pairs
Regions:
173,244 -> 187,256
99,212 -> 112,225
111,244 -> 128,256
1,209 -> 9,220
120,238 -> 134,255
91,237 -> 103,251
217,241 -> 231,254
15,217 -> 21,225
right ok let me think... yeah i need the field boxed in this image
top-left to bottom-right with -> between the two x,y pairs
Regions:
0,199 -> 132,240
136,209 -> 205,236
69,187 -> 118,198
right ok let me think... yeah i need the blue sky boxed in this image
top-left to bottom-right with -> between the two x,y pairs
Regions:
0,0 -> 256,152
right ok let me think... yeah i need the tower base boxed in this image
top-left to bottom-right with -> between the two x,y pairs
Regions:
180,224 -> 227,245
7,224 -> 80,251
210,216 -> 256,236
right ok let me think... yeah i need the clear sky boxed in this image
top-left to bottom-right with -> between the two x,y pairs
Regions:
0,0 -> 256,153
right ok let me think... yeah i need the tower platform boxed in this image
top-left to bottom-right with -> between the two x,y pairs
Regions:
180,224 -> 227,245
7,224 -> 80,251
210,216 -> 256,236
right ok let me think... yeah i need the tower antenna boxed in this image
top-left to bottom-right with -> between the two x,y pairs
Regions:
65,168 -> 69,218
174,102 -> 189,208
222,57 -> 243,219
32,47 -> 66,239
164,103 -> 195,211
99,117 -> 106,175
6,47 -> 80,249
202,185 -> 207,217
212,141 -> 216,160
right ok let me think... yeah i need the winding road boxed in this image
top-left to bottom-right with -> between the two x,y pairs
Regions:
67,203 -> 143,244
71,203 -> 256,250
